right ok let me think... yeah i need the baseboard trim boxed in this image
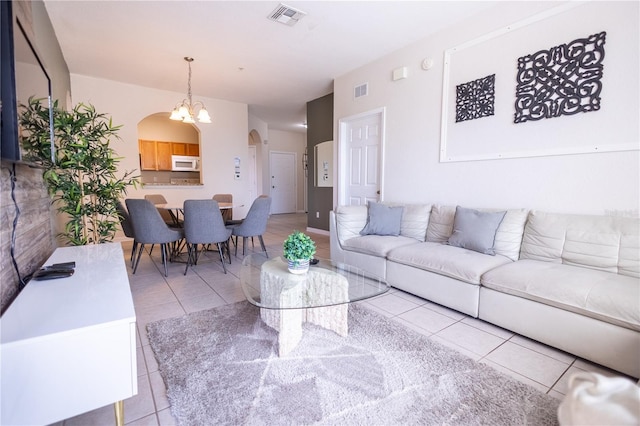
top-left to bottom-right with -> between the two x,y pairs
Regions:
306,227 -> 329,236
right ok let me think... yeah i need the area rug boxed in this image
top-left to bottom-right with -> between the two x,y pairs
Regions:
147,301 -> 560,425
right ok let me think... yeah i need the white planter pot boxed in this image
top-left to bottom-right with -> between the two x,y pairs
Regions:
287,259 -> 310,274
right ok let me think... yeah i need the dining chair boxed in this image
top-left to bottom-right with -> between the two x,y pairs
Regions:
212,193 -> 233,224
144,194 -> 182,227
126,198 -> 184,277
116,201 -> 139,267
183,199 -> 233,274
228,196 -> 272,257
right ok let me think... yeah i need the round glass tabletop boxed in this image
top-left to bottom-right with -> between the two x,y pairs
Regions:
240,252 -> 389,310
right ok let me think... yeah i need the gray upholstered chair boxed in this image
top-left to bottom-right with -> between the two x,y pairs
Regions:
228,196 -> 272,257
144,194 -> 182,227
183,199 -> 233,274
212,193 -> 233,224
116,201 -> 138,267
126,198 -> 184,277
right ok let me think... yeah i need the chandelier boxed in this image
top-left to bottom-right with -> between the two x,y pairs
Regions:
170,57 -> 211,124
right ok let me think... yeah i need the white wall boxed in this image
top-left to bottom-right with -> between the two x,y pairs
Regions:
70,74 -> 252,220
266,129 -> 307,213
334,1 -> 640,215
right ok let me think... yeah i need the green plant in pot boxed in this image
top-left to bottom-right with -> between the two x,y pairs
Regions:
283,231 -> 316,274
20,98 -> 139,246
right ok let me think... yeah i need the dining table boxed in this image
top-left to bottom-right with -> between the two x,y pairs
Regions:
156,202 -> 235,227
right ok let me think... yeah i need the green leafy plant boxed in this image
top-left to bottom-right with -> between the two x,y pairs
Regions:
20,97 -> 139,245
283,231 -> 316,265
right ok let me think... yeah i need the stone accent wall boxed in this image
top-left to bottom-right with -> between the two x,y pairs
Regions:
0,161 -> 54,313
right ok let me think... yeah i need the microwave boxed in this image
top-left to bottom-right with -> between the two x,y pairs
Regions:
171,155 -> 200,172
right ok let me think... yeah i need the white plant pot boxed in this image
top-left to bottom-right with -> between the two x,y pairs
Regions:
287,259 -> 310,274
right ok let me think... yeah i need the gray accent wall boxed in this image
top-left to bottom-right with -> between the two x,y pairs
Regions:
306,93 -> 333,231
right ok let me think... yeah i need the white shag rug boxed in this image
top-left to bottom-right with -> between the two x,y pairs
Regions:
147,301 -> 559,425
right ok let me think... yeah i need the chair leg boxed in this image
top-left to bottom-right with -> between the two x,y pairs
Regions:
133,243 -> 145,274
226,241 -> 232,264
217,242 -> 227,274
242,237 -> 248,256
149,243 -> 155,257
161,243 -> 168,277
184,243 -> 193,275
130,241 -> 138,267
258,235 -> 268,258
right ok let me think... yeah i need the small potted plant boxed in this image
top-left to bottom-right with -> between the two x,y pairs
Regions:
283,231 -> 316,274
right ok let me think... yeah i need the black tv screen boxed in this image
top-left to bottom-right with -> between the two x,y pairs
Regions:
1,0 -> 55,166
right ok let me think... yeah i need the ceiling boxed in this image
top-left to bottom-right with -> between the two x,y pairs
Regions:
43,1 -> 498,133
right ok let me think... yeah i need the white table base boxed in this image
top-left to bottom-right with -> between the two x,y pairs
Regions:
259,258 -> 349,356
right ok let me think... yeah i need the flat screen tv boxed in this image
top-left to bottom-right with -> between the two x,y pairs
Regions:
1,0 -> 55,167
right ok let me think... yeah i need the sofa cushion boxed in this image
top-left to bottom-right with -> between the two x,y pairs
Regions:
360,202 -> 404,236
427,205 -> 528,261
385,203 -> 431,241
447,206 -> 506,255
481,259 -> 640,331
426,205 -> 455,243
493,209 -> 529,261
520,211 -> 640,278
335,205 -> 368,246
387,242 -> 512,284
343,235 -> 419,257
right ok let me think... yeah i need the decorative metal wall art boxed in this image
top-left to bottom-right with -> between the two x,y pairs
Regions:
455,74 -> 495,122
514,31 -> 606,123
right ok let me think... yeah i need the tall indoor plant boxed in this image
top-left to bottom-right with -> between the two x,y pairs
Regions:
20,97 -> 139,245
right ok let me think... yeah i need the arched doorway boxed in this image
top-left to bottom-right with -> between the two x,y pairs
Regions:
137,113 -> 201,185
248,129 -> 263,201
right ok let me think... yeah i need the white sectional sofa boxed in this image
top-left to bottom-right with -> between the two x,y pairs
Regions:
330,203 -> 640,378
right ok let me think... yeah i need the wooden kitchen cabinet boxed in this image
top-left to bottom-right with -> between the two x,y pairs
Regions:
172,143 -> 187,156
139,140 -> 199,171
139,140 -> 158,170
156,142 -> 173,171
187,143 -> 200,156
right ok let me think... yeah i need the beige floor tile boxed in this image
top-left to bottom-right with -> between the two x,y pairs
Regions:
430,335 -> 482,361
167,278 -> 217,300
143,344 -> 159,374
180,293 -> 227,313
126,413 -> 159,426
157,408 -> 177,426
392,317 -> 433,337
397,306 -> 459,334
484,341 -> 570,387
435,322 -> 506,356
460,317 -> 515,340
509,334 -> 576,364
365,292 -> 420,315
63,403 -> 115,425
124,374 -> 156,423
553,365 -> 586,395
480,359 -> 550,394
421,301 -> 467,321
149,371 -> 170,411
136,346 -> 147,376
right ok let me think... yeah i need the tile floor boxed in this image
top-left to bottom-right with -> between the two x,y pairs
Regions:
57,213 -> 636,425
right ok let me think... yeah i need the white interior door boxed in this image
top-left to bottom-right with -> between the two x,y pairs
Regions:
339,109 -> 384,206
269,151 -> 296,214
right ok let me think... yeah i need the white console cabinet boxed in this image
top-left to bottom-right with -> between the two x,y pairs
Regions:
1,243 -> 137,425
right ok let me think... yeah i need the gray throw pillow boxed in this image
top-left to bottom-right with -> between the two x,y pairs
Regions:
360,202 -> 404,236
447,206 -> 506,255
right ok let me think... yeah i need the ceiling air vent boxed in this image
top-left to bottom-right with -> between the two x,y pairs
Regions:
268,3 -> 306,26
354,83 -> 369,99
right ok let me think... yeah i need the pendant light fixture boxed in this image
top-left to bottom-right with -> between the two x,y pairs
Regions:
170,57 -> 211,124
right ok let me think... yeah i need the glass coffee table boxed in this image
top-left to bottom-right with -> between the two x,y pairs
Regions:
240,252 -> 389,356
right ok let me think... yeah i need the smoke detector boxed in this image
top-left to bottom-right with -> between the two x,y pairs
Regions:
268,3 -> 306,26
